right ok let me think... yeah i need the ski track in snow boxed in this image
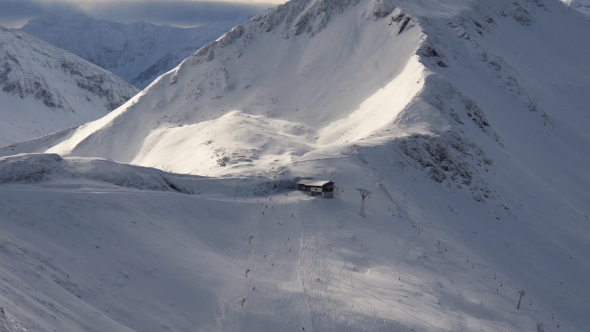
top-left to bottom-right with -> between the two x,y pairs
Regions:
0,0 -> 589,331
0,163 -> 587,331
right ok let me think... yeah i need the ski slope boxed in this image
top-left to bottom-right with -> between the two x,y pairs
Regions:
0,150 -> 587,331
0,0 -> 589,331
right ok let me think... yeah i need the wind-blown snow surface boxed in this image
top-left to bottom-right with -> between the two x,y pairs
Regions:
0,27 -> 139,146
561,0 -> 590,15
0,0 -> 589,331
21,13 -> 256,89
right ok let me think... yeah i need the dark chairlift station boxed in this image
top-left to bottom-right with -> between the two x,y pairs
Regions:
297,180 -> 334,198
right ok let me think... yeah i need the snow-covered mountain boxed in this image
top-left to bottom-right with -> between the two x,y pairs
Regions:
21,13 -> 255,88
0,26 -> 138,146
0,0 -> 589,331
561,0 -> 590,15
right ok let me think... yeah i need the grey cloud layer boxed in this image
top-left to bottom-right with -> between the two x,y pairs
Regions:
0,0 -> 273,27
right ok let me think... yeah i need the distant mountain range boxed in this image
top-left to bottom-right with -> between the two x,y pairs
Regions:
21,13 -> 253,88
0,26 -> 138,146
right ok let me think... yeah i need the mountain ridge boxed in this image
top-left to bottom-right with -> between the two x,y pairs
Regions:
0,26 -> 139,146
21,13 -> 255,88
5,1 -> 589,202
0,0 -> 588,331
562,0 -> 590,15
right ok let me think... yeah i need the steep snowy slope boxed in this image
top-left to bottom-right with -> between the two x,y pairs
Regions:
0,0 -> 589,331
0,27 -> 139,146
562,0 -> 590,15
21,13 -> 255,88
22,0 -> 588,179
30,0 -> 426,175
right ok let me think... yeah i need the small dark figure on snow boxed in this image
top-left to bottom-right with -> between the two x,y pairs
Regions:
245,269 -> 250,277
0,307 -> 4,314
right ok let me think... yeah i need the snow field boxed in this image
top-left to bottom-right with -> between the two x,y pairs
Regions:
0,148 -> 587,331
0,0 -> 589,331
561,0 -> 590,16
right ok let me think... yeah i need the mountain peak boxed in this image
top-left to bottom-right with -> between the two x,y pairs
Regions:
5,0 -> 590,200
21,12 -> 253,88
0,28 -> 138,145
0,1 -> 589,332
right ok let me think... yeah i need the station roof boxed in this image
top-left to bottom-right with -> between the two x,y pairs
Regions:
297,180 -> 333,187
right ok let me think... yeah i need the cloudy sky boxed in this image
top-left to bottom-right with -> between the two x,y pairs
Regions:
0,0 -> 287,28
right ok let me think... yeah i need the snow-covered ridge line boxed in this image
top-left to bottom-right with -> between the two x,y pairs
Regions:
0,0 -> 588,331
0,27 -> 138,112
179,0 -> 405,71
20,13 -> 254,88
0,153 -> 195,194
0,26 -> 139,146
19,0 -> 422,176
0,153 -> 299,196
561,0 -> 590,15
0,0 -> 572,190
0,0 -> 586,203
